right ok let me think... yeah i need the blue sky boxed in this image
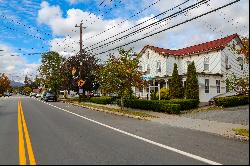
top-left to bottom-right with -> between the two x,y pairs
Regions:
0,0 -> 249,81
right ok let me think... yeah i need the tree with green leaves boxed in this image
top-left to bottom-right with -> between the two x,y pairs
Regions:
185,62 -> 199,100
98,48 -> 143,109
38,51 -> 64,94
169,63 -> 184,99
225,73 -> 249,96
23,86 -> 32,95
60,51 -> 100,95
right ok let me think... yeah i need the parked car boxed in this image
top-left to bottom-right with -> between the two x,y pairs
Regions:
4,92 -> 11,97
30,92 -> 37,97
36,93 -> 42,98
44,92 -> 57,102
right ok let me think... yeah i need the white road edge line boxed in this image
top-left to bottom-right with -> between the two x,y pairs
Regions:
36,99 -> 221,165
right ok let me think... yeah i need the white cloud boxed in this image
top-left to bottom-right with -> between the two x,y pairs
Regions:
0,43 -> 39,82
37,0 -> 249,62
37,1 -> 62,24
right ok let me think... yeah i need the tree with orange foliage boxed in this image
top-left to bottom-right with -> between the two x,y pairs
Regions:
0,73 -> 11,94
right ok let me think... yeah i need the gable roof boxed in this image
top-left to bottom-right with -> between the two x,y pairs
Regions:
140,34 -> 240,57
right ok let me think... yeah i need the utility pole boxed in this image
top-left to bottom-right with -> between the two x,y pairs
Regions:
75,23 -> 86,101
75,23 -> 86,56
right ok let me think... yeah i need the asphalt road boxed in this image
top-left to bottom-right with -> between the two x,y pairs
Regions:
0,96 -> 249,165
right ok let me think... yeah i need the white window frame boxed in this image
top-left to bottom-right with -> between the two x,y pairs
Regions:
156,61 -> 161,73
205,79 -> 209,93
204,57 -> 209,71
216,80 -> 220,93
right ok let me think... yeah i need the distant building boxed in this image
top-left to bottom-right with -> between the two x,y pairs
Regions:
135,34 -> 249,102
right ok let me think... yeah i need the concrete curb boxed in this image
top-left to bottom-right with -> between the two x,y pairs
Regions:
61,100 -> 151,121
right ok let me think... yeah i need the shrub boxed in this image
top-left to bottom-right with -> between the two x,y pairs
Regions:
89,96 -> 114,105
150,91 -> 158,100
185,61 -> 199,100
214,96 -> 249,107
156,87 -> 171,100
164,99 -> 200,110
122,99 -> 181,114
169,63 -> 184,99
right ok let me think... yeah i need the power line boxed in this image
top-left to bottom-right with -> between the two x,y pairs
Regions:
94,0 -> 241,55
87,0 -> 210,51
86,0 -> 191,49
85,0 -> 163,41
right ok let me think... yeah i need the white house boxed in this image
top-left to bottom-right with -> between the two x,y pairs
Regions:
134,34 -> 249,102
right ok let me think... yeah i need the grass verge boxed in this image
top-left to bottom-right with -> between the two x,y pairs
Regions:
233,128 -> 249,137
63,99 -> 156,119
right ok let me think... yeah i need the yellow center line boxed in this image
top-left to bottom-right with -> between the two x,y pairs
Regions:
18,99 -> 26,165
18,98 -> 37,165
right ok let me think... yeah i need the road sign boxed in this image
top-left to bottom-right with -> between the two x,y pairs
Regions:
78,80 -> 85,87
79,88 -> 83,94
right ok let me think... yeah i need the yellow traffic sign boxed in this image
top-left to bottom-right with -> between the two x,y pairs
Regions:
78,80 -> 85,87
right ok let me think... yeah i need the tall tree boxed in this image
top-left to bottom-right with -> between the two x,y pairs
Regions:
60,51 -> 99,94
38,51 -> 63,94
169,63 -> 184,99
185,62 -> 199,100
98,48 -> 143,109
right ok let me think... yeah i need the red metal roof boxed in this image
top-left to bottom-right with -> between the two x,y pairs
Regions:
142,34 -> 239,56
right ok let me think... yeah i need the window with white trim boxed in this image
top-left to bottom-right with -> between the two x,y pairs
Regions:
156,61 -> 161,72
204,57 -> 209,71
216,80 -> 220,93
205,79 -> 209,93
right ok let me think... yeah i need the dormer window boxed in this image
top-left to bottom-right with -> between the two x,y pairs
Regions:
204,57 -> 209,71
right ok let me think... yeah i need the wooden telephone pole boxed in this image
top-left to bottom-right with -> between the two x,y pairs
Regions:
75,23 -> 86,56
75,23 -> 86,101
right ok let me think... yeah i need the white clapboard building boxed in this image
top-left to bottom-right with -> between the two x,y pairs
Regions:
134,34 -> 249,102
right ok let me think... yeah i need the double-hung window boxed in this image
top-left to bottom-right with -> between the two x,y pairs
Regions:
216,80 -> 220,93
204,57 -> 209,71
205,79 -> 209,93
156,61 -> 161,73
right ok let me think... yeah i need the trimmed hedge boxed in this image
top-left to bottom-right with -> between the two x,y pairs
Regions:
214,96 -> 249,107
89,96 -> 114,105
162,99 -> 199,110
122,99 -> 181,114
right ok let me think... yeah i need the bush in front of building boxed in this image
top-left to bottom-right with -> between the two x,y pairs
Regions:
89,96 -> 114,105
169,63 -> 184,99
156,87 -> 171,100
185,62 -> 199,100
163,99 -> 200,110
122,99 -> 181,114
214,96 -> 249,107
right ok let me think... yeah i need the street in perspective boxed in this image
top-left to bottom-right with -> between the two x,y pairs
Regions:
0,0 -> 249,165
